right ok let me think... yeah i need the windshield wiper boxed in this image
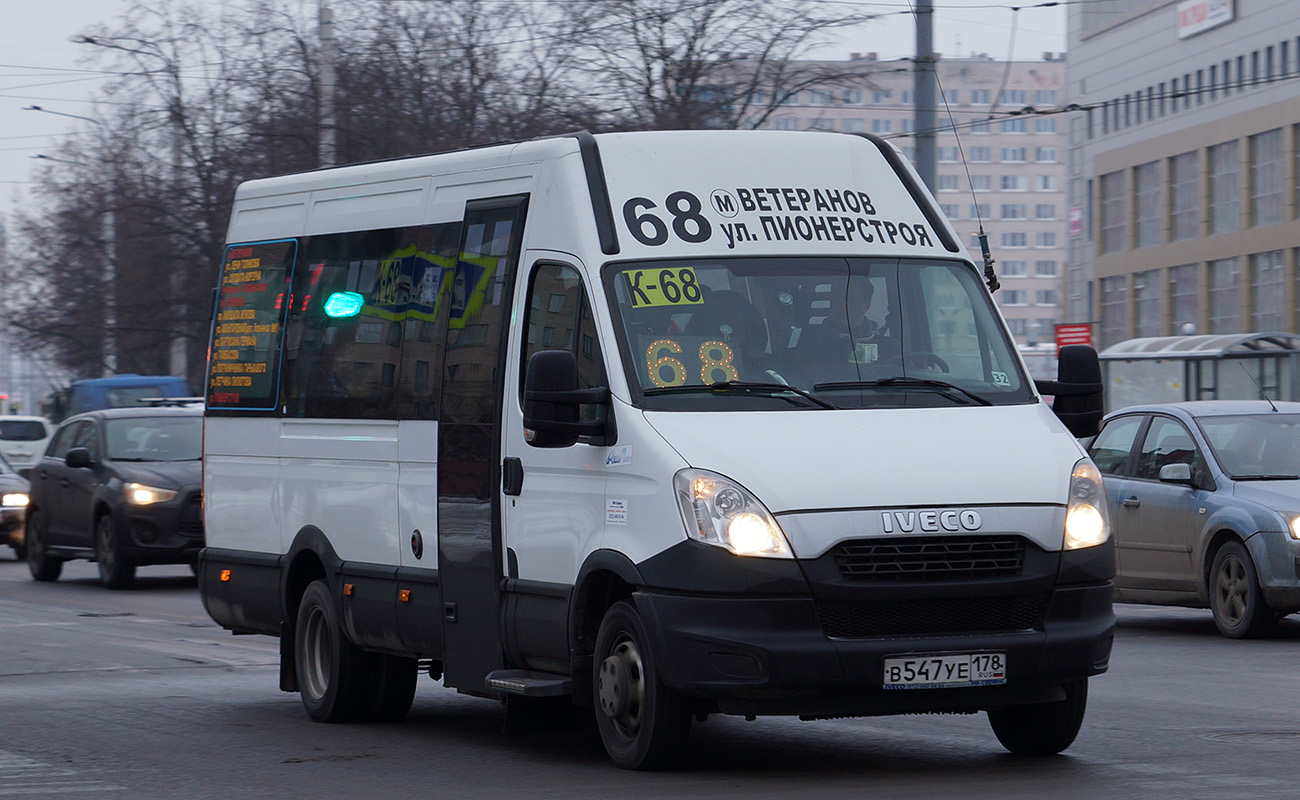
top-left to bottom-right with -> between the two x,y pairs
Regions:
812,377 -> 993,406
1232,474 -> 1300,481
644,381 -> 837,409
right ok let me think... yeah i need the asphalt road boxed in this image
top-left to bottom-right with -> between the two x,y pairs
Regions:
2,550 -> 1299,799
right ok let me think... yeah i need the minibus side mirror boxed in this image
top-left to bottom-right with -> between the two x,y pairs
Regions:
65,447 -> 94,469
1034,344 -> 1104,439
523,350 -> 615,448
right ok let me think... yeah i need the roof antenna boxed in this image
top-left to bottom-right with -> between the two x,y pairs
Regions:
1239,363 -> 1279,412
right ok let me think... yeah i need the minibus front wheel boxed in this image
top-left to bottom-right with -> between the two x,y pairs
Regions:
593,600 -> 691,769
987,678 -> 1088,755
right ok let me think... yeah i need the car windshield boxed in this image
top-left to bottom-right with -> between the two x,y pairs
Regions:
104,417 -> 202,461
605,256 -> 1032,410
1197,413 -> 1300,479
0,420 -> 47,441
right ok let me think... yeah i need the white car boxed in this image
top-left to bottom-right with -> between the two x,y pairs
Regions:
0,416 -> 53,472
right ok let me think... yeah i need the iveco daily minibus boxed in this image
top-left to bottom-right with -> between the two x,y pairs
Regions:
199,130 -> 1112,769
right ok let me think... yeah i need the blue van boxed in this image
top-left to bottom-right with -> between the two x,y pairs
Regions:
48,375 -> 193,423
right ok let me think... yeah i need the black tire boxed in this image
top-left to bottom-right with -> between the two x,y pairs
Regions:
593,600 -> 691,770
25,509 -> 62,582
1210,540 -> 1275,639
360,653 -> 419,722
988,678 -> 1088,755
95,515 -> 136,589
294,579 -> 367,722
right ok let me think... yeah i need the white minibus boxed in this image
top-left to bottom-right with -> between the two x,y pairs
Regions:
200,130 -> 1112,769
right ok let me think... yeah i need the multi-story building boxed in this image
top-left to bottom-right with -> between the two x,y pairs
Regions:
1066,0 -> 1300,349
755,54 -> 1069,346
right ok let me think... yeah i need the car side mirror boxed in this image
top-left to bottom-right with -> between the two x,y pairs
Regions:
65,447 -> 93,469
1158,463 -> 1194,484
1035,344 -> 1104,439
522,350 -> 615,448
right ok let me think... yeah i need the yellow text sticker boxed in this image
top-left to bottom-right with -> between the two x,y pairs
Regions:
624,267 -> 704,308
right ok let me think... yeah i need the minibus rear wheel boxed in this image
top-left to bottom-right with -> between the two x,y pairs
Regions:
593,600 -> 690,769
987,678 -> 1087,755
295,579 -> 367,722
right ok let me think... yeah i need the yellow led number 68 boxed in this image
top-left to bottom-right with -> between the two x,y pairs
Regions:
645,339 -> 738,387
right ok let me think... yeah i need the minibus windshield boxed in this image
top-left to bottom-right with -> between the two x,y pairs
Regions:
605,257 -> 1034,411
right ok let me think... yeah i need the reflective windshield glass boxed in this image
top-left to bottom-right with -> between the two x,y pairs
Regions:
606,257 -> 1032,410
1197,413 -> 1300,478
105,417 -> 202,461
0,420 -> 48,441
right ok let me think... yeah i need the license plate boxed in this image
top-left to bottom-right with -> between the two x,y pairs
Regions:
882,652 -> 1006,689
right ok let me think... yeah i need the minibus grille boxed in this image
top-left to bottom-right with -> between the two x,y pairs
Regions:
817,593 -> 1048,639
832,535 -> 1025,581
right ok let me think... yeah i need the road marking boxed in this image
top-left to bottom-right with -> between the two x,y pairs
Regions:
0,750 -> 123,795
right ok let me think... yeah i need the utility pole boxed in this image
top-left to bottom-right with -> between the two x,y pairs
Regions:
169,101 -> 188,385
913,0 -> 937,192
319,2 -> 337,167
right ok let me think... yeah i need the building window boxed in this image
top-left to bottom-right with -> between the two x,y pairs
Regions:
1001,204 -> 1027,219
1005,318 -> 1027,335
1250,128 -> 1285,226
842,118 -> 865,133
937,174 -> 960,191
970,203 -> 991,219
1001,260 -> 1027,276
1135,161 -> 1162,248
1002,89 -> 1026,104
1036,175 -> 1058,191
901,90 -> 915,104
872,90 -> 890,103
1036,290 -> 1059,306
1209,258 -> 1241,333
1134,269 -> 1163,337
944,89 -> 960,105
1209,140 -> 1240,234
1035,204 -> 1057,220
938,146 -> 959,162
1251,250 -> 1286,330
1035,260 -> 1057,277
970,120 -> 991,134
1001,175 -> 1027,192
871,119 -> 892,133
808,117 -> 834,131
940,204 -> 960,218
1100,275 -> 1128,348
1035,118 -> 1057,134
970,146 -> 992,162
972,175 -> 991,192
970,89 -> 991,105
1002,290 -> 1028,305
1100,170 -> 1127,254
1170,151 -> 1199,241
774,117 -> 797,130
1001,232 -> 1028,248
1035,232 -> 1057,248
1170,264 -> 1199,333
1036,90 -> 1057,105
1001,146 -> 1027,162
844,88 -> 863,104
1036,146 -> 1057,162
901,119 -> 915,133
1001,119 -> 1027,134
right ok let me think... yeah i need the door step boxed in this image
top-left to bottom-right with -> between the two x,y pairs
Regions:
485,669 -> 572,697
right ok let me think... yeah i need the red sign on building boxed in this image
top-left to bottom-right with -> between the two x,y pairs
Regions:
1055,323 -> 1093,354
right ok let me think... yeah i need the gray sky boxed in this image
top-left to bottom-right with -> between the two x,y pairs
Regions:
0,0 -> 1066,224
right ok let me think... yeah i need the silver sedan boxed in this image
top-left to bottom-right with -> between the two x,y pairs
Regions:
1087,400 -> 1300,638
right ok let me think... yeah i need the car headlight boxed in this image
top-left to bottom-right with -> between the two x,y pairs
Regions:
126,483 -> 177,505
674,469 -> 791,558
1281,514 -> 1300,540
1064,458 -> 1110,550
1,493 -> 28,508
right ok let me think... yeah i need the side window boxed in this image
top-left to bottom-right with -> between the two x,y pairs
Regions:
74,422 -> 100,460
281,224 -> 459,419
1134,416 -> 1203,481
1088,415 -> 1144,475
45,424 -> 78,460
520,263 -> 606,407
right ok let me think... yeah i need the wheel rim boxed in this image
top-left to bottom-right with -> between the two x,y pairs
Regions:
96,518 -> 115,577
1215,553 -> 1249,627
597,635 -> 645,740
301,604 -> 332,701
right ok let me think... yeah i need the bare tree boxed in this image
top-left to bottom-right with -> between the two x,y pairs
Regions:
558,0 -> 879,130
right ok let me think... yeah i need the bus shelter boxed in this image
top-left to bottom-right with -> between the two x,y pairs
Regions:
1099,332 -> 1300,411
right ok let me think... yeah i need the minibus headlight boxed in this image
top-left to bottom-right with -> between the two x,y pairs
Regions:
126,482 -> 177,505
1064,458 -> 1110,550
674,469 -> 791,558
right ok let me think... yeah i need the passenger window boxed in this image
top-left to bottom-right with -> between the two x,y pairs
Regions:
1134,416 -> 1202,481
45,424 -> 78,460
520,264 -> 606,409
1087,415 -> 1143,475
281,224 -> 460,419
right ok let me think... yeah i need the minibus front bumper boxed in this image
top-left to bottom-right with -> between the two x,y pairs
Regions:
632,539 -> 1115,716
